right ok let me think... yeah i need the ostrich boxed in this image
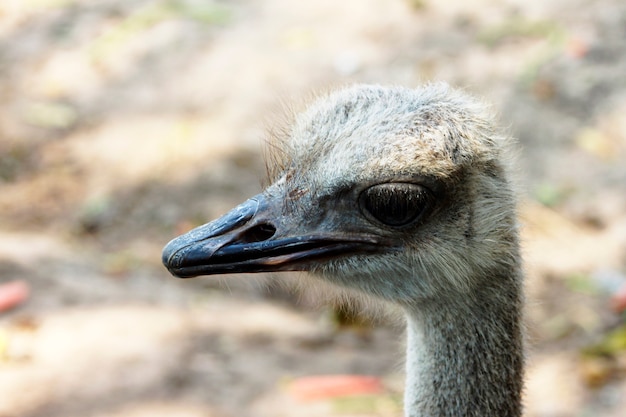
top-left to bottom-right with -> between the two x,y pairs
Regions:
162,84 -> 524,417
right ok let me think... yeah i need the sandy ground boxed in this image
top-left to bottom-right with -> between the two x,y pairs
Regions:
1,0 -> 626,416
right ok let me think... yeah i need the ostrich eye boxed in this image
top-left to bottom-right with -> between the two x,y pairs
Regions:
359,183 -> 433,227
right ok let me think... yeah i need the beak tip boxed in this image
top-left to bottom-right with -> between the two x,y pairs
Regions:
161,236 -> 185,272
161,196 -> 264,277
161,240 -> 174,265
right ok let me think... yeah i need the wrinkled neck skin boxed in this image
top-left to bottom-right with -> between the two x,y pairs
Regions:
403,269 -> 524,417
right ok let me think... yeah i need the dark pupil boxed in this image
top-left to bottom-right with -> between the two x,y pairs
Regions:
361,183 -> 429,226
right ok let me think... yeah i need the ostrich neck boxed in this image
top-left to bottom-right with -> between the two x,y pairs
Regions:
403,272 -> 524,417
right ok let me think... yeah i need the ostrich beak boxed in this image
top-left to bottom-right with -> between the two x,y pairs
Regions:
162,193 -> 387,278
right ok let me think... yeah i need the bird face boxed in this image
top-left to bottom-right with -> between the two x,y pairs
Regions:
162,84 -> 516,303
162,176 -> 436,274
161,176 -> 444,303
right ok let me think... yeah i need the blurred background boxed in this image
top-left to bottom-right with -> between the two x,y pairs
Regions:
1,0 -> 625,416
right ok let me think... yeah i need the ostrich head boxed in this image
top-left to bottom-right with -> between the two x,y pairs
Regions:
162,84 -> 519,306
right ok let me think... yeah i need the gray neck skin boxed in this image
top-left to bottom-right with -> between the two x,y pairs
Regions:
403,274 -> 524,417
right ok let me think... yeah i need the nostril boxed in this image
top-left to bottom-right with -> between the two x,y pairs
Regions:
238,223 -> 276,243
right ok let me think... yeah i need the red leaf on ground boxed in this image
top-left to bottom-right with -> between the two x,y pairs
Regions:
0,280 -> 30,313
288,375 -> 383,401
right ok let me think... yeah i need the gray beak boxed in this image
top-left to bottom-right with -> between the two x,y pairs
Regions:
162,193 -> 388,278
